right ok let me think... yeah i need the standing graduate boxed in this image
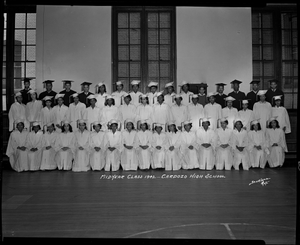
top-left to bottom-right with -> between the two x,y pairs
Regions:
265,79 -> 285,107
253,90 -> 272,131
55,121 -> 75,170
20,78 -> 34,105
129,80 -> 143,107
40,123 -> 58,170
238,99 -> 254,131
95,82 -> 108,109
52,94 -> 69,133
170,94 -> 188,131
214,83 -> 227,108
25,90 -> 43,126
228,79 -> 246,110
222,96 -> 239,129
78,82 -> 93,107
6,120 -> 29,172
179,81 -> 194,106
165,122 -> 182,171
89,121 -> 106,171
25,121 -> 43,171
118,93 -> 137,128
103,120 -> 122,171
59,80 -> 77,106
72,119 -> 90,172
187,94 -> 205,131
151,123 -> 167,169
147,81 -> 159,106
215,118 -> 234,170
121,119 -> 138,171
100,95 -> 120,130
198,83 -> 208,107
164,82 -> 176,107
204,92 -> 222,130
231,119 -> 250,170
246,81 -> 260,110
66,93 -> 86,130
266,117 -> 288,168
9,92 -> 29,132
180,120 -> 199,169
84,95 -> 101,131
112,81 -> 127,107
136,94 -> 153,128
40,96 -> 56,126
196,118 -> 217,170
151,92 -> 173,125
39,80 -> 57,105
248,120 -> 269,169
271,95 -> 291,134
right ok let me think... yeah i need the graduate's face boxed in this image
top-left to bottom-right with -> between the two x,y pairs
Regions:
169,124 -> 176,132
16,122 -> 24,132
184,124 -> 191,132
33,126 -> 40,133
140,123 -> 147,131
74,96 -> 79,103
235,121 -> 242,130
30,93 -> 37,100
253,124 -> 259,131
65,83 -> 71,90
16,96 -> 23,103
83,85 -> 89,92
221,121 -> 227,129
141,97 -> 147,105
111,124 -> 118,132
79,123 -> 86,131
157,95 -> 164,104
192,98 -> 198,104
217,86 -> 224,93
259,95 -> 266,102
199,87 -> 205,94
99,85 -> 106,94
150,86 -> 157,93
233,83 -> 239,91
94,124 -> 101,132
271,120 -> 277,128
46,100 -> 52,107
155,126 -> 162,134
46,83 -> 52,91
132,85 -> 139,92
47,125 -> 54,133
58,98 -> 64,105
64,124 -> 70,132
116,84 -> 123,91
126,122 -> 133,131
227,101 -> 233,108
252,83 -> 259,91
175,98 -> 182,106
24,81 -> 30,89
182,84 -> 189,93
202,121 -> 209,129
107,99 -> 113,106
124,96 -> 131,104
270,82 -> 277,89
275,99 -> 281,106
167,86 -> 174,94
209,96 -> 215,103
90,99 -> 96,106
242,103 -> 248,110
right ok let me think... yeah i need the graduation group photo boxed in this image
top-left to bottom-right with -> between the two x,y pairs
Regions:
2,3 -> 297,244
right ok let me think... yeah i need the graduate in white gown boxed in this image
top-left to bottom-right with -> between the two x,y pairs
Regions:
165,122 -> 182,171
66,93 -> 86,131
55,121 -> 75,170
231,119 -> 250,170
135,121 -> 152,170
72,120 -> 91,172
118,93 -> 137,128
196,118 -> 217,170
170,94 -> 188,131
253,90 -> 272,131
271,95 -> 291,134
100,95 -> 120,131
180,120 -> 199,169
25,90 -> 42,126
89,121 -> 106,171
104,120 -> 122,171
9,92 -> 29,132
238,99 -> 254,131
164,82 -> 176,107
147,81 -> 158,106
179,81 -> 194,106
187,94 -> 205,131
204,92 -> 222,130
6,120 -> 29,172
248,120 -> 269,168
25,122 -> 43,171
129,80 -> 143,107
266,117 -> 288,167
151,123 -> 167,169
151,92 -> 173,125
136,94 -> 153,127
111,81 -> 127,107
95,82 -> 108,109
40,96 -> 56,126
222,96 -> 239,129
53,94 -> 68,132
84,95 -> 101,131
121,120 -> 138,170
215,118 -> 234,170
40,123 -> 58,170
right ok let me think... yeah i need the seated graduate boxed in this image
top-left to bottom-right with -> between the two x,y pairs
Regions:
204,92 -> 222,130
25,121 -> 43,171
222,96 -> 239,129
6,120 -> 29,172
238,99 -> 254,131
187,94 -> 205,131
170,94 -> 188,131
179,80 -> 194,106
89,121 -> 106,171
165,121 -> 182,171
118,93 -> 137,128
103,119 -> 122,171
164,82 -> 176,107
146,81 -> 159,106
135,120 -> 152,170
40,122 -> 58,170
248,120 -> 269,169
196,118 -> 217,170
129,80 -> 143,107
179,120 -> 199,169
40,96 -> 56,126
215,117 -> 234,170
231,119 -> 250,170
52,94 -> 69,133
151,123 -> 167,169
84,94 -> 101,131
25,89 -> 43,126
271,95 -> 291,134
66,93 -> 86,131
54,120 -> 75,171
266,117 -> 288,168
100,95 -> 120,131
136,94 -> 153,126
95,82 -> 108,109
72,119 -> 91,172
111,81 -> 127,107
121,119 -> 138,171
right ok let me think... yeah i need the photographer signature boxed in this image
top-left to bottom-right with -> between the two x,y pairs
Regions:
249,178 -> 271,186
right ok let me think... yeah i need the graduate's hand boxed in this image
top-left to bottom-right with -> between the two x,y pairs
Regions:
221,144 -> 228,148
95,147 -> 101,152
62,147 -> 69,151
56,124 -> 62,129
255,145 -> 262,150
79,146 -> 84,150
156,146 -> 162,150
243,127 -> 247,130
30,148 -> 37,152
169,146 -> 174,151
188,145 -> 194,150
236,146 -> 244,152
46,146 -> 51,150
272,143 -> 278,147
283,126 -> 286,132
140,145 -> 148,150
109,147 -> 115,152
202,143 -> 210,148
18,146 -> 26,151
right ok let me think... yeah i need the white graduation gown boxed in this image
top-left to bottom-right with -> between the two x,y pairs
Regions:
231,129 -> 250,170
204,103 -> 222,130
215,127 -> 234,170
129,91 -> 143,107
222,107 -> 239,129
164,93 -> 175,107
40,131 -> 58,170
248,130 -> 268,168
136,104 -> 153,125
100,105 -> 120,130
55,132 -> 75,170
196,127 -> 216,170
151,102 -> 173,125
84,106 -> 101,131
271,106 -> 291,134
95,93 -> 108,109
151,132 -> 166,169
187,103 -> 205,131
25,100 -> 43,123
121,130 -> 138,170
8,102 -> 29,131
89,130 -> 106,170
53,104 -> 68,132
104,130 -> 122,171
118,103 -> 137,126
73,130 -> 91,172
165,132 -> 182,171
40,107 -> 56,126
170,104 -> 188,128
111,90 -> 127,107
66,102 -> 86,131
253,101 -> 272,131
25,130 -> 43,171
6,129 -> 29,172
266,128 -> 287,167
135,130 -> 152,170
180,130 -> 199,169
179,91 -> 194,106
238,109 -> 254,131
147,92 -> 158,106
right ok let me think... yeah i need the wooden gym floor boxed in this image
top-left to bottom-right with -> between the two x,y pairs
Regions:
1,166 -> 297,244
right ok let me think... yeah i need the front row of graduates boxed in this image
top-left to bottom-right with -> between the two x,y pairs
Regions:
6,114 -> 287,172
